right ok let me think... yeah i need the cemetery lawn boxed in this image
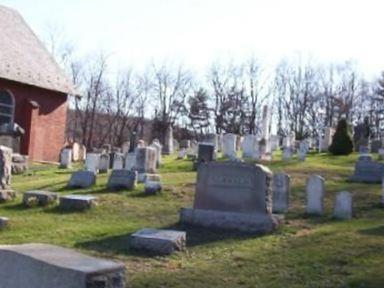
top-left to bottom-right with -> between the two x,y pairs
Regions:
3,153 -> 384,288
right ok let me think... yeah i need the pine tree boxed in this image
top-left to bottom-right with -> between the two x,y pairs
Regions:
329,118 -> 354,155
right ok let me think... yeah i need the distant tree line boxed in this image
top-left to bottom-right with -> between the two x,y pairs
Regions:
54,41 -> 384,148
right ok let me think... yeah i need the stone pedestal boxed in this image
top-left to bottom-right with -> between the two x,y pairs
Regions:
59,195 -> 97,211
23,191 -> 58,207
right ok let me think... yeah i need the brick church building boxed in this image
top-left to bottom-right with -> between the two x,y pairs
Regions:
0,5 -> 77,162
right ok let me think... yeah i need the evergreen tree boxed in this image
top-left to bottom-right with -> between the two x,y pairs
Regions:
329,118 -> 354,155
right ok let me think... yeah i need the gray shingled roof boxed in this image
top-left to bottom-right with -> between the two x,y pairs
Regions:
0,5 -> 77,95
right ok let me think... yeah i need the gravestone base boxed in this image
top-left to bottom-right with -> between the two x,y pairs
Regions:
23,191 -> 58,207
144,181 -> 162,195
180,208 -> 282,233
130,228 -> 186,255
0,243 -> 125,288
59,195 -> 97,211
0,190 -> 16,202
68,171 -> 96,189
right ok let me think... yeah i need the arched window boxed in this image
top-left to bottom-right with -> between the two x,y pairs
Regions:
0,90 -> 14,128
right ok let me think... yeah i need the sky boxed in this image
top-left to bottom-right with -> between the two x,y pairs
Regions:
2,0 -> 384,78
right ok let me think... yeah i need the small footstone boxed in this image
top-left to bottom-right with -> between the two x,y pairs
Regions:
59,195 -> 97,211
0,217 -> 9,229
23,191 -> 58,207
144,181 -> 162,195
130,228 -> 186,255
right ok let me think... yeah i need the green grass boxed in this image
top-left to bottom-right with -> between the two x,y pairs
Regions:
2,152 -> 384,287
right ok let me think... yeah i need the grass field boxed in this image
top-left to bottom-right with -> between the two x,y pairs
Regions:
2,152 -> 384,287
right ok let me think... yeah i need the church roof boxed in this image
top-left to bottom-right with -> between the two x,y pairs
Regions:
0,5 -> 78,96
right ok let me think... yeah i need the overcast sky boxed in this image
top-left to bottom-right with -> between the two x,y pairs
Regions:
2,0 -> 384,78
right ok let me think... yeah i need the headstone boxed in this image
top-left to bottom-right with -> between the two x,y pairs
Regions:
98,153 -> 110,174
11,153 -> 28,175
282,147 -> 293,161
135,147 -> 157,173
0,243 -> 125,288
72,142 -> 81,162
150,140 -> 162,167
349,157 -> 384,183
180,162 -> 281,233
128,132 -> 137,153
79,145 -> 86,161
0,146 -> 14,202
59,195 -> 97,211
321,127 -> 335,152
121,141 -> 130,154
130,228 -> 186,255
333,191 -> 352,220
222,133 -> 237,159
242,134 -> 258,158
353,117 -> 370,152
180,140 -> 191,149
306,175 -> 325,215
163,126 -> 174,155
112,153 -> 124,170
173,139 -> 179,151
60,148 -> 72,169
67,171 -> 96,188
298,141 -> 308,161
270,135 -> 280,151
177,148 -> 188,160
85,153 -> 99,174
23,191 -> 58,207
107,170 -> 137,190
124,152 -> 136,171
272,172 -> 290,213
359,145 -> 369,155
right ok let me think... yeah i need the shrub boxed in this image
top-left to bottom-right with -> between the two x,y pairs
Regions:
329,118 -> 354,155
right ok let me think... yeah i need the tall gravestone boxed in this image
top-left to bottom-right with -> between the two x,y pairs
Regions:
242,134 -> 258,159
222,133 -> 237,159
272,172 -> 290,213
333,191 -> 352,220
72,142 -> 80,162
135,147 -> 157,173
112,153 -> 124,170
282,147 -> 293,161
150,140 -> 162,168
163,126 -> 174,155
306,175 -> 325,215
180,162 -> 281,232
298,141 -> 308,161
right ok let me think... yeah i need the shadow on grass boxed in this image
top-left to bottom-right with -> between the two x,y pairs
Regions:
358,225 -> 384,236
76,222 -> 265,257
33,180 -> 68,192
2,203 -> 27,211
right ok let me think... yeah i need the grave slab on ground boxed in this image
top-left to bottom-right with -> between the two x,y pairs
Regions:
180,161 -> 282,233
349,156 -> 384,183
0,243 -> 125,288
23,190 -> 58,207
59,195 -> 97,211
130,228 -> 186,255
67,171 -> 96,189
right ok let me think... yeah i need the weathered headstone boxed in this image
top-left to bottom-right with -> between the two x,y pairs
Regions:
306,175 -> 325,215
135,147 -> 157,173
72,142 -> 81,162
0,217 -> 9,229
130,228 -> 186,255
177,148 -> 188,160
79,145 -> 86,161
0,243 -> 125,288
60,148 -> 72,169
321,127 -> 335,152
98,153 -> 110,174
112,153 -> 124,170
180,139 -> 191,149
222,133 -> 237,159
59,195 -> 97,211
85,153 -> 99,174
242,134 -> 258,158
298,141 -> 308,161
163,126 -> 174,155
121,141 -> 130,154
107,170 -> 137,190
11,153 -> 28,175
23,191 -> 58,207
150,140 -> 162,167
144,180 -> 162,195
0,146 -> 15,202
124,152 -> 136,171
349,157 -> 384,183
67,171 -> 96,188
272,172 -> 290,213
333,191 -> 352,220
180,162 -> 281,232
282,147 -> 293,161
193,143 -> 215,170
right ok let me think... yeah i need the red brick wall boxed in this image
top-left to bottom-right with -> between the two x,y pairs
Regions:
0,78 -> 68,162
